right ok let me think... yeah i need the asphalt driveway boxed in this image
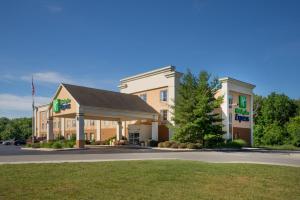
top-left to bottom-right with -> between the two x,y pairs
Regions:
0,144 -> 299,167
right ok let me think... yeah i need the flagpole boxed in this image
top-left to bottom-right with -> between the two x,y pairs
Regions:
32,76 -> 35,144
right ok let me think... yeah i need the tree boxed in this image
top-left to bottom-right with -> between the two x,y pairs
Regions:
293,99 -> 300,116
253,93 -> 299,146
0,117 -> 10,140
253,95 -> 264,124
172,70 -> 223,144
260,92 -> 297,126
0,117 -> 32,140
287,116 -> 300,147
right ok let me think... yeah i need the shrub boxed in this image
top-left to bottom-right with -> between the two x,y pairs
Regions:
262,123 -> 287,145
64,140 -> 75,148
170,142 -> 179,148
148,140 -> 158,147
158,142 -> 164,148
195,143 -> 203,149
52,141 -> 63,149
41,141 -> 53,148
187,143 -> 198,149
163,141 -> 172,148
226,139 -> 247,148
31,143 -> 40,148
204,134 -> 224,147
25,143 -> 32,148
287,116 -> 300,147
178,143 -> 187,149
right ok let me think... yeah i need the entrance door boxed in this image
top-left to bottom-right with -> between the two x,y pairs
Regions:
128,132 -> 139,145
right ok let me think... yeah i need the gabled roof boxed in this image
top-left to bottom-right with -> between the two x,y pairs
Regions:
61,83 -> 157,114
219,77 -> 256,89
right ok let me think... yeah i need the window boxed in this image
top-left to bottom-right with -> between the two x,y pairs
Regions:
160,110 -> 168,121
42,123 -> 44,130
90,133 -> 95,141
229,95 -> 233,108
54,122 -> 56,128
67,120 -> 71,128
72,120 -> 76,127
229,112 -> 233,124
160,90 -> 168,101
90,120 -> 95,126
129,132 -> 139,145
139,93 -> 147,102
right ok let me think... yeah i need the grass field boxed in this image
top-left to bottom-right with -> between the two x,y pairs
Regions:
0,160 -> 299,200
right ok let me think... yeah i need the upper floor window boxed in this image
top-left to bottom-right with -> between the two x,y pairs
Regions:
139,93 -> 147,102
160,110 -> 168,121
160,90 -> 168,102
72,120 -> 76,127
228,95 -> 233,108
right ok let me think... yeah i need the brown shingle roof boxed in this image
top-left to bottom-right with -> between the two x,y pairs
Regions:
62,83 -> 157,114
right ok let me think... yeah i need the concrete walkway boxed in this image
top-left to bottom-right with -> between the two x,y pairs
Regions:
0,146 -> 299,167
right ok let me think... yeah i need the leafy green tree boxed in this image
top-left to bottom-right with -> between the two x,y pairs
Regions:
260,92 -> 297,126
172,70 -> 223,144
253,95 -> 264,124
293,99 -> 300,116
172,70 -> 198,142
0,117 -> 32,140
261,123 -> 287,145
287,116 -> 300,147
0,117 -> 10,140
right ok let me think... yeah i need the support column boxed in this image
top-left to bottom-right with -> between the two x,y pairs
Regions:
116,120 -> 122,141
61,118 -> 65,137
96,120 -> 101,141
76,113 -> 85,148
47,118 -> 54,141
250,94 -> 254,146
151,121 -> 158,141
122,121 -> 126,138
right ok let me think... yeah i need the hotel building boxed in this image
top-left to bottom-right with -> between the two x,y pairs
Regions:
34,66 -> 255,147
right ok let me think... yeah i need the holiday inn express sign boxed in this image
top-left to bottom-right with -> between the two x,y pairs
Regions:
235,95 -> 250,122
53,98 -> 71,113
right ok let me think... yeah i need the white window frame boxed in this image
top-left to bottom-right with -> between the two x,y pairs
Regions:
160,90 -> 168,102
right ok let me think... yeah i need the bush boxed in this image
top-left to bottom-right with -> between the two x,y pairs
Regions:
147,139 -> 158,147
287,116 -> 300,147
64,140 -> 75,148
158,142 -> 164,148
226,139 -> 247,148
170,142 -> 179,148
31,143 -> 40,148
178,143 -> 187,149
204,134 -> 224,147
25,143 -> 32,148
262,123 -> 287,145
52,141 -> 63,149
163,141 -> 172,148
41,141 -> 53,148
186,143 -> 198,149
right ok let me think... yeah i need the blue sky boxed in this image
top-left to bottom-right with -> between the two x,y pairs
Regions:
0,0 -> 299,118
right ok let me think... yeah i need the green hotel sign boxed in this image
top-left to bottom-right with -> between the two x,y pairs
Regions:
53,98 -> 71,113
234,95 -> 250,122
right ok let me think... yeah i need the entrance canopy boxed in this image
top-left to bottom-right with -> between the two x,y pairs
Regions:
49,83 -> 158,121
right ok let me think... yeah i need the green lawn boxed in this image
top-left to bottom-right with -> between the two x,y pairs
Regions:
0,160 -> 299,200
